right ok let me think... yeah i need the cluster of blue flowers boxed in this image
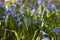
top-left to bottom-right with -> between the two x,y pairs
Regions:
1,0 -> 57,26
2,2 -> 23,25
45,1 -> 56,11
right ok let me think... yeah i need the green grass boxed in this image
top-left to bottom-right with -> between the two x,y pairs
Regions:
0,0 -> 60,40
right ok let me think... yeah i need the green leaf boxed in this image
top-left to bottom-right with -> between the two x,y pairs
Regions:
5,13 -> 18,30
5,29 -> 20,40
32,30 -> 38,40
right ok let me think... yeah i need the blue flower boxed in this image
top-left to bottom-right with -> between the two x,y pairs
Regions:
5,7 -> 12,12
4,11 -> 8,15
19,5 -> 25,14
30,9 -> 36,14
2,16 -> 6,19
17,1 -> 21,6
16,17 -> 22,25
37,0 -> 42,6
16,17 -> 20,22
18,22 -> 22,25
12,3 -> 16,7
9,8 -> 16,17
40,30 -> 48,35
19,9 -> 24,14
50,4 -> 56,11
30,9 -> 36,16
28,3 -> 35,9
10,8 -> 16,14
34,20 -> 38,24
0,2 -> 3,6
53,27 -> 60,34
10,13 -> 17,17
45,1 -> 56,11
0,0 -> 4,6
42,37 -> 49,40
45,1 -> 51,8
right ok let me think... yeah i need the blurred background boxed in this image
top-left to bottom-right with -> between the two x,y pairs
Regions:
4,0 -> 60,3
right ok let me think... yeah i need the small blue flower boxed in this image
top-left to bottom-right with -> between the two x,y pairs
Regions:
10,13 -> 17,17
10,8 -> 16,14
16,17 -> 22,25
2,16 -> 6,19
37,0 -> 42,6
16,17 -> 20,22
5,7 -> 12,12
4,11 -> 8,15
45,1 -> 56,11
16,18 -> 22,25
12,3 -> 16,7
18,22 -> 22,25
45,1 -> 51,8
53,27 -> 60,34
30,9 -> 36,14
34,20 -> 38,24
50,4 -> 56,11
30,9 -> 36,16
42,37 -> 49,40
29,3 -> 35,9
0,0 -> 4,6
17,1 -> 21,6
19,5 -> 25,14
9,8 -> 16,17
40,30 -> 48,35
19,9 -> 24,14
14,14 -> 17,17
0,2 -> 3,6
